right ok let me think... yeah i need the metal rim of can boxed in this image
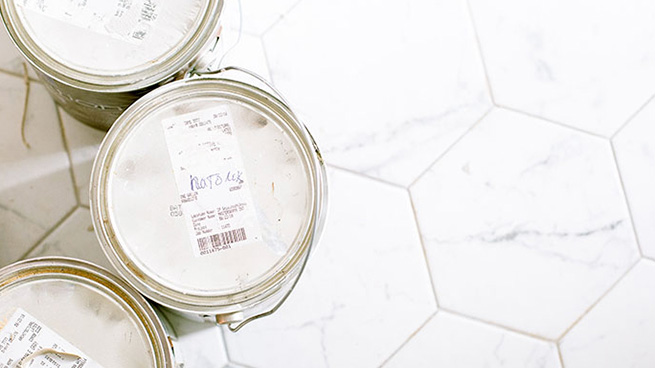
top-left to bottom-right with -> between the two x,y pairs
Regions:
0,257 -> 175,367
0,0 -> 223,93
89,73 -> 328,318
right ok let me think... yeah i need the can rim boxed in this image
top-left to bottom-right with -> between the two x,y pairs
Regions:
90,76 -> 327,315
0,0 -> 223,92
0,257 -> 175,368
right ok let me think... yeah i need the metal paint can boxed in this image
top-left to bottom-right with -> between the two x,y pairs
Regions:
0,257 -> 175,367
0,0 -> 224,130
90,67 -> 327,331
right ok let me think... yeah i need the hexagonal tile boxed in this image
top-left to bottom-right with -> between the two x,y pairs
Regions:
25,207 -> 112,271
0,75 -> 76,266
410,108 -> 639,339
221,0 -> 299,36
224,168 -> 436,368
384,312 -> 560,368
469,0 -> 655,136
560,260 -> 655,368
59,108 -> 105,206
263,0 -> 491,186
613,98 -> 655,259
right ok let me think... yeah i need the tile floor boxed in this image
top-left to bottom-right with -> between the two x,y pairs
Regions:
1,0 -> 654,367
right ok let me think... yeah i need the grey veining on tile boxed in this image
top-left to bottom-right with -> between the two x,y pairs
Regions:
224,168 -> 436,368
263,0 -> 491,186
411,108 -> 639,339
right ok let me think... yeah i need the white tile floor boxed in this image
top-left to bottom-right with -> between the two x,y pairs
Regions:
1,0 -> 654,367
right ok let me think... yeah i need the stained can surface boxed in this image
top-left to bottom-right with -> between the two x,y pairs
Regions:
0,0 -> 224,130
90,70 -> 327,329
0,257 -> 175,367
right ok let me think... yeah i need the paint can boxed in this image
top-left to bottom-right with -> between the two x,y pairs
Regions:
0,257 -> 175,367
90,67 -> 327,331
0,0 -> 224,130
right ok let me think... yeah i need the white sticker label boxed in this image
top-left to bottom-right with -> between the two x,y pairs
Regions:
162,106 -> 262,257
0,308 -> 104,368
17,0 -> 160,44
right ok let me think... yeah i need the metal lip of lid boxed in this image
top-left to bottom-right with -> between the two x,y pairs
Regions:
90,75 -> 328,316
0,256 -> 175,368
0,0 -> 223,92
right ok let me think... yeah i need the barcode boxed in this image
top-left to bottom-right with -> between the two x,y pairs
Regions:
197,228 -> 247,253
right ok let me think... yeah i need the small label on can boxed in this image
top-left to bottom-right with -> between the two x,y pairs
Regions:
0,308 -> 104,368
162,106 -> 263,257
17,0 -> 160,44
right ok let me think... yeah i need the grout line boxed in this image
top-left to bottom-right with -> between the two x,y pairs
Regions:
218,326 -> 235,364
609,141 -> 644,257
55,107 -> 82,206
610,92 -> 655,139
18,205 -> 78,260
327,164 -> 406,190
439,307 -> 557,343
0,67 -> 41,83
556,258 -> 640,341
259,35 -> 274,82
497,104 -> 607,140
408,107 -> 493,189
79,203 -> 90,210
260,0 -> 305,38
20,63 -> 31,149
644,256 -> 655,263
408,191 -> 440,308
557,343 -> 566,368
465,0 -> 496,105
378,311 -> 438,367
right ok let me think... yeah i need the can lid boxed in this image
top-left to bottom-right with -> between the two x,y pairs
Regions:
0,257 -> 173,368
0,0 -> 222,91
91,76 -> 326,314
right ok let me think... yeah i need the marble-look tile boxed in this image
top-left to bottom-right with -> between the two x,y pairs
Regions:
158,310 -> 229,368
560,260 -> 655,368
59,108 -> 105,206
221,0 -> 299,36
263,0 -> 491,186
411,108 -> 639,339
613,98 -> 655,259
469,0 -> 655,136
224,168 -> 436,368
25,207 -> 113,271
385,312 -> 560,368
0,75 -> 76,267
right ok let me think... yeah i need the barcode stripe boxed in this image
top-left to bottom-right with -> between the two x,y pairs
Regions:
197,228 -> 247,252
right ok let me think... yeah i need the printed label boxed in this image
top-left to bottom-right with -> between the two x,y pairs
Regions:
17,0 -> 160,44
0,308 -> 103,368
162,106 -> 262,257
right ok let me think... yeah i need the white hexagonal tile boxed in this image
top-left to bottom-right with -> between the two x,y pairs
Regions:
385,312 -> 560,368
221,0 -> 299,36
613,98 -> 655,259
223,167 -> 436,368
410,108 -> 639,339
59,108 -> 105,206
0,75 -> 76,266
25,207 -> 113,271
560,260 -> 655,368
469,0 -> 655,136
263,0 -> 491,186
